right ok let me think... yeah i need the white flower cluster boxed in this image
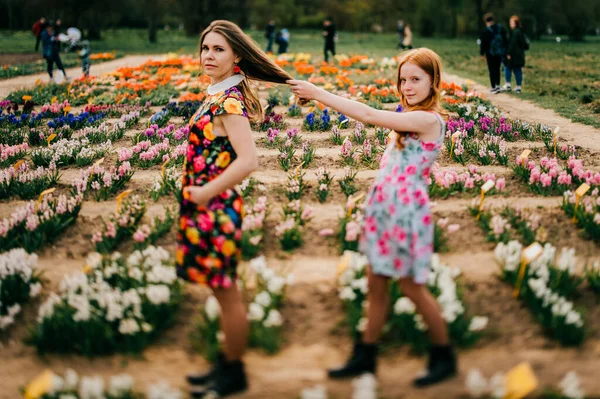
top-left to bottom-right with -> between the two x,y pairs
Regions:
247,256 -> 293,328
36,246 -> 180,341
25,368 -> 183,399
458,103 -> 499,120
75,140 -> 112,165
32,137 -> 85,162
0,248 -> 42,329
338,252 -> 487,336
465,368 -> 505,398
559,371 -> 585,399
300,384 -> 327,399
352,373 -> 377,399
495,241 -> 585,331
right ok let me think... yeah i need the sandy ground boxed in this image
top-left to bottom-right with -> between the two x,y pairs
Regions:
0,56 -> 599,398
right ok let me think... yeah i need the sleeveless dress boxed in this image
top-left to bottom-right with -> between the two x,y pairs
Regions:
176,86 -> 247,289
358,113 -> 446,284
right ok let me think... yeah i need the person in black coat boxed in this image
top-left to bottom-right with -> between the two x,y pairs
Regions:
502,15 -> 528,93
265,20 -> 275,53
323,17 -> 336,63
479,13 -> 507,94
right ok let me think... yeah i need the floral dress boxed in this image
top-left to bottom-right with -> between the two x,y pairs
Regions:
358,112 -> 445,284
176,86 -> 247,289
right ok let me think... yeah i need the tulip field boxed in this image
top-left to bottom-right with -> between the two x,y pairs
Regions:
0,52 -> 599,399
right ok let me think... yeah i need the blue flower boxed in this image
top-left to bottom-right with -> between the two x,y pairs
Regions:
395,104 -> 403,113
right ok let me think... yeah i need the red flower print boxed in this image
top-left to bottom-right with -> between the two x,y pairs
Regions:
196,213 -> 214,232
392,225 -> 407,241
365,216 -> 377,233
421,141 -> 437,151
405,164 -> 417,175
193,155 -> 206,172
394,258 -> 404,270
402,195 -> 411,205
195,114 -> 211,131
422,167 -> 431,178
423,214 -> 432,225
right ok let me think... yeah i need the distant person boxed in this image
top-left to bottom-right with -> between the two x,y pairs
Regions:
41,22 -> 67,82
265,20 -> 275,53
502,15 -> 528,93
479,12 -> 507,94
402,24 -> 413,49
323,17 -> 336,63
277,28 -> 290,54
32,17 -> 46,52
53,19 -> 63,53
61,27 -> 91,78
396,19 -> 405,50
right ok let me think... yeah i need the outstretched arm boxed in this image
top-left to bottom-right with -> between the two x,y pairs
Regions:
287,79 -> 437,134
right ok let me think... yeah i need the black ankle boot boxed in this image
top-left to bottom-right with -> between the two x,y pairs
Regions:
191,359 -> 248,398
187,352 -> 225,386
328,342 -> 377,379
413,345 -> 457,387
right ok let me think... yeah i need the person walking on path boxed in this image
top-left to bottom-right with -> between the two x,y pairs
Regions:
502,15 -> 528,93
402,23 -> 413,49
32,17 -> 46,52
288,47 -> 457,388
178,19 -> 293,399
479,12 -> 507,94
277,28 -> 290,54
323,17 -> 337,63
265,20 -> 275,53
41,22 -> 67,82
396,19 -> 405,50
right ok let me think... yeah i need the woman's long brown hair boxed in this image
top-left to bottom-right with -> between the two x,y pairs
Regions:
200,20 -> 293,121
395,48 -> 449,149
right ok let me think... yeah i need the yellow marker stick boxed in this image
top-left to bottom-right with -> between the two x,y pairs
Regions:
35,188 -> 56,212
553,127 -> 559,158
476,180 -> 495,220
161,159 -> 170,179
46,133 -> 57,147
115,189 -> 133,213
24,369 -> 55,399
573,183 -> 590,223
504,362 -> 539,399
13,159 -> 24,170
450,131 -> 461,158
513,242 -> 543,298
519,149 -> 531,166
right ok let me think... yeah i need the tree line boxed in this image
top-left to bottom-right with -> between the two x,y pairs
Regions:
1,0 -> 598,41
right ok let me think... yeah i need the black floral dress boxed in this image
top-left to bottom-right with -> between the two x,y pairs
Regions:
176,86 -> 247,288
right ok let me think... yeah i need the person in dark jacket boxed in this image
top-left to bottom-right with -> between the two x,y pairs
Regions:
479,13 -> 507,94
323,17 -> 336,63
41,23 -> 67,81
502,15 -> 527,93
265,20 -> 275,53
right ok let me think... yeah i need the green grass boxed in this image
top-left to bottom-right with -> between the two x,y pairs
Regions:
2,29 -> 598,128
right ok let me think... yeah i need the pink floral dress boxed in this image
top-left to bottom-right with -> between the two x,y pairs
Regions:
358,112 -> 445,284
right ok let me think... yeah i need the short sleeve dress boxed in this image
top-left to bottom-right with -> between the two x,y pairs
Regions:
176,86 -> 248,289
358,113 -> 445,284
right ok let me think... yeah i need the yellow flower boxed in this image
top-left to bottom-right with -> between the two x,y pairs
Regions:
186,227 -> 200,245
203,122 -> 215,141
223,98 -> 243,115
215,151 -> 231,168
22,95 -> 32,102
221,240 -> 237,256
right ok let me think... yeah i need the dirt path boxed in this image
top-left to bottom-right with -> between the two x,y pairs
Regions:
1,57 -> 600,398
445,72 -> 600,152
0,54 -> 168,99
